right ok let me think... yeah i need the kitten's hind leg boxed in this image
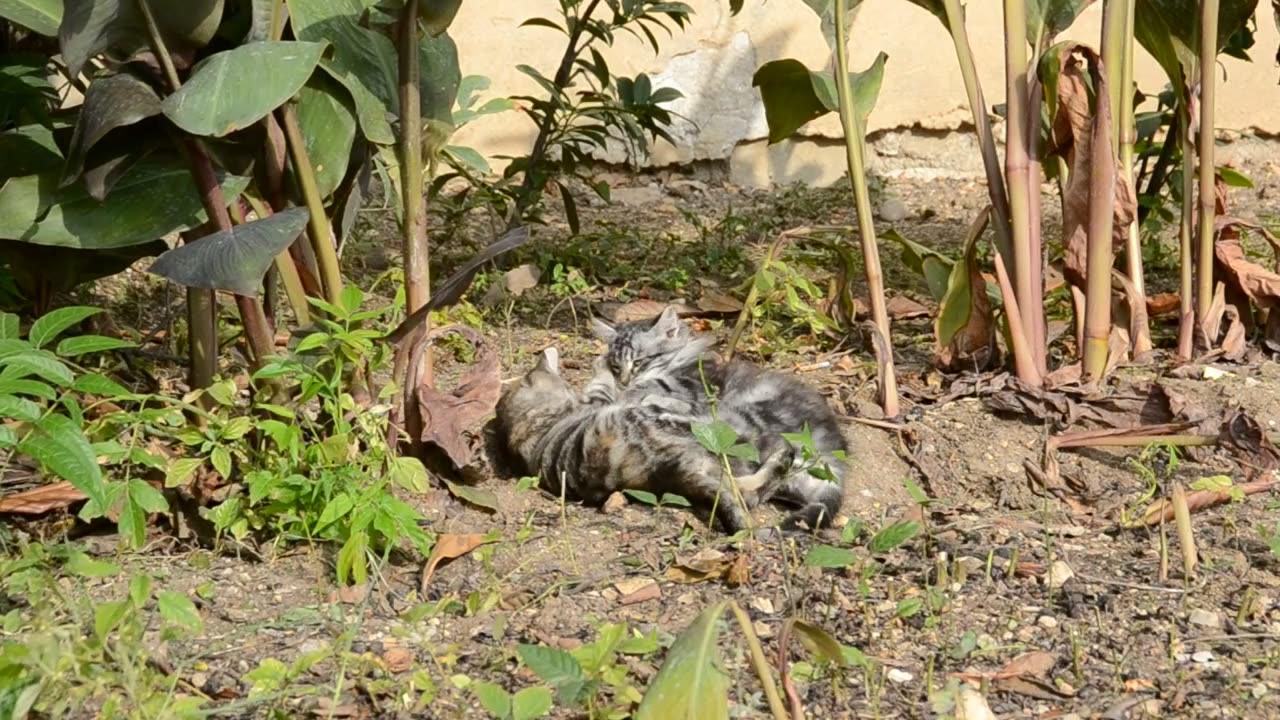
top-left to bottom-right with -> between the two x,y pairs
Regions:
732,444 -> 796,507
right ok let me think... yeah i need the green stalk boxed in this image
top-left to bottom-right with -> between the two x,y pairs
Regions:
398,1 -> 430,318
1196,0 -> 1219,332
940,0 -> 1013,270
834,0 -> 898,417
1082,55 -> 1117,380
281,103 -> 343,305
1177,107 -> 1196,359
1002,0 -> 1038,381
1026,77 -> 1047,374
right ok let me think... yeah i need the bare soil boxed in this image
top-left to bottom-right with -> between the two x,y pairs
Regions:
16,143 -> 1280,719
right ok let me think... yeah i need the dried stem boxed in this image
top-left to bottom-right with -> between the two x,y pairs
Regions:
1196,0 -> 1219,330
398,1 -> 429,317
1177,107 -> 1196,360
1082,54 -> 1116,381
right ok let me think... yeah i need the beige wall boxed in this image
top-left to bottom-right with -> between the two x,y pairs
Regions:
450,0 -> 1279,187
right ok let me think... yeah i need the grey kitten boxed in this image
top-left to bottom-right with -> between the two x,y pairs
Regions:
493,347 -> 795,533
590,306 -> 849,530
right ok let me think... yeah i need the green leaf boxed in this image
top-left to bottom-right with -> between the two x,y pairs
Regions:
804,544 -> 856,568
338,283 -> 363,315
296,74 -> 358,198
869,520 -> 920,553
798,0 -> 859,51
722,442 -> 759,462
512,687 -> 552,720
0,395 -> 40,422
419,0 -> 462,35
147,207 -> 310,296
0,0 -> 62,35
903,476 -> 929,505
29,306 -> 101,349
896,597 -> 923,618
473,681 -> 512,719
316,492 -> 355,531
94,599 -> 130,641
624,489 -> 659,506
222,416 -> 253,440
752,52 -> 887,144
336,530 -> 368,585
161,41 -> 327,137
4,352 -> 74,387
789,619 -> 846,666
73,372 -> 130,396
56,334 -> 135,357
445,145 -> 490,174
635,600 -> 730,720
0,312 -> 18,339
129,478 -> 168,513
1133,0 -> 1259,90
65,552 -> 121,577
389,456 -> 430,493
61,72 -> 163,187
0,158 -> 250,250
1026,0 -> 1096,45
165,458 -> 204,488
59,0 -> 224,80
517,643 -> 586,689
0,377 -> 55,399
443,478 -> 499,512
691,419 -> 737,454
157,591 -> 204,634
419,26 -> 461,124
210,446 -> 232,480
659,493 -> 692,508
0,124 -> 63,183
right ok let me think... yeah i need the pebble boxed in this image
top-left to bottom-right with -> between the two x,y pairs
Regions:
887,668 -> 913,684
751,597 -> 776,615
1254,683 -> 1269,699
1047,560 -> 1075,589
876,196 -> 910,222
1192,650 -> 1215,664
1037,615 -> 1059,629
1188,609 -> 1222,628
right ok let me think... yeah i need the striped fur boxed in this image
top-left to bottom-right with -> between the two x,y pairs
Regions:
493,348 -> 795,533
591,306 -> 849,530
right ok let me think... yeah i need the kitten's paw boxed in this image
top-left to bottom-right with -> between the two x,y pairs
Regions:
764,444 -> 797,477
781,503 -> 835,533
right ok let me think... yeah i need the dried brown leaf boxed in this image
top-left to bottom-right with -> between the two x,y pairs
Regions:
421,533 -> 491,592
415,326 -> 500,473
595,300 -> 701,324
0,482 -> 87,514
696,289 -> 744,314
886,295 -> 930,320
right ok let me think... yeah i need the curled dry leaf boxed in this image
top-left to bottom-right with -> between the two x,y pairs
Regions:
414,326 -> 501,474
421,533 -> 492,593
0,481 -> 87,514
696,289 -> 744,314
1049,44 -> 1137,290
595,299 -> 701,324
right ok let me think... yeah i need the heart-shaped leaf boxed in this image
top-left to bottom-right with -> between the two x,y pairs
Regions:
753,52 -> 887,144
147,206 -> 310,296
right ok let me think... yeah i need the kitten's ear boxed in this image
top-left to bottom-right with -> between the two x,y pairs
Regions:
536,347 -> 561,375
590,316 -> 616,342
653,305 -> 682,338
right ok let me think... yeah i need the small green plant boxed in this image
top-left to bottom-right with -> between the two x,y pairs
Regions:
203,287 -> 435,584
0,543 -> 205,719
514,622 -> 661,718
1258,520 -> 1280,560
622,490 -> 692,509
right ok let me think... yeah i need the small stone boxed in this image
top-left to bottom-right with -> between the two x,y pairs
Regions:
1253,683 -> 1269,699
615,577 -> 660,605
875,196 -> 910,222
887,668 -> 913,684
1047,560 -> 1074,589
1189,609 -> 1222,628
297,638 -> 330,656
666,179 -> 707,199
955,686 -> 997,720
190,672 -> 208,689
382,646 -> 414,673
601,588 -> 619,602
1037,615 -> 1059,629
754,621 -> 774,639
676,591 -> 698,605
1202,366 -> 1230,380
602,492 -> 627,514
1192,650 -> 1216,663
612,185 -> 664,206
751,597 -> 776,615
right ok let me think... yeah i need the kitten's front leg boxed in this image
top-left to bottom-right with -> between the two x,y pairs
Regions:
584,355 -> 618,405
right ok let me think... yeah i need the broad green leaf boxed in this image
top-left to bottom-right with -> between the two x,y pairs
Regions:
20,413 -> 105,512
0,312 -> 17,339
56,334 -> 134,357
316,492 -> 355,530
128,477 -> 168,513
0,0 -> 62,35
804,544 -> 856,568
147,207 -> 310,296
0,395 -> 39,421
419,0 -> 462,35
59,0 -> 224,79
73,372 -> 131,396
388,456 -> 429,493
935,217 -> 987,347
336,530 -> 368,585
94,599 -> 130,640
473,682 -> 511,719
691,419 -> 738,454
445,145 -> 490,174
0,159 -> 250,249
869,520 -> 920,553
166,458 -> 204,488
1134,0 -> 1259,91
1,351 -> 75,385
512,687 -> 553,720
798,0 -> 861,51
420,29 -> 460,125
210,447 -> 232,479
0,378 -> 55,399
64,551 -> 121,577
1026,0 -> 1096,45
722,442 -> 759,462
157,591 -> 204,634
162,41 -> 327,137
660,493 -> 692,508
288,0 -> 397,144
789,619 -> 846,666
517,644 -> 584,690
30,306 -> 101,349
752,53 -> 887,144
624,489 -> 659,506
296,75 -> 358,198
0,124 -> 63,182
61,72 -> 163,187
635,600 -> 730,720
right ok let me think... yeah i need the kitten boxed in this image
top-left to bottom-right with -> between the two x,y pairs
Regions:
590,306 -> 849,530
493,347 -> 795,533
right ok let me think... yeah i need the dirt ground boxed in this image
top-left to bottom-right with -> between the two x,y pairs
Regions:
12,136 -> 1280,719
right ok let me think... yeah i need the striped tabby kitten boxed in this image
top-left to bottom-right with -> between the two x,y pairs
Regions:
493,347 -> 795,532
590,306 -> 849,530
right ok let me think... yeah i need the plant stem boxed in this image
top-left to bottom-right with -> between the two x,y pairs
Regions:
833,0 -> 898,417
1196,0 -> 1219,331
1177,106 -> 1196,360
728,602 -> 790,720
941,0 -> 1013,272
398,1 -> 430,320
1082,53 -> 1117,381
280,103 -> 343,306
1002,0 -> 1038,380
1026,76 -> 1047,374
993,249 -> 1043,387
